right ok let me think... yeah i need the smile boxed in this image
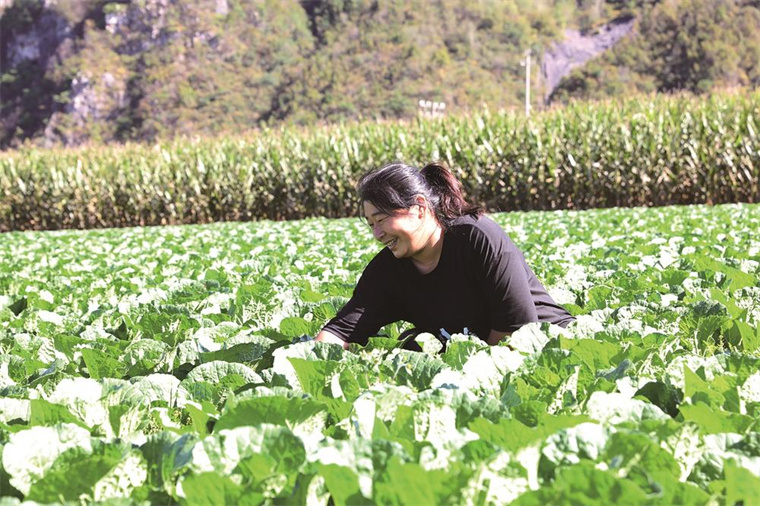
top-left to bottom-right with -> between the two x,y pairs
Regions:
384,238 -> 398,249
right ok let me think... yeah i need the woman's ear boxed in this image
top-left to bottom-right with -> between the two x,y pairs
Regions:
414,195 -> 427,218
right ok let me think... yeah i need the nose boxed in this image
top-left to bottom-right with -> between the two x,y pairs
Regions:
372,224 -> 384,241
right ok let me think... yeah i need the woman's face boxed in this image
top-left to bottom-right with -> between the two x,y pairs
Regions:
363,200 -> 427,259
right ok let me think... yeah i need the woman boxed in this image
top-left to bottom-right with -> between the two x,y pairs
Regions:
315,161 -> 574,350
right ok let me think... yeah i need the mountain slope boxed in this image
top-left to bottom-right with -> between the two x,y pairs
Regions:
1,0 -> 758,148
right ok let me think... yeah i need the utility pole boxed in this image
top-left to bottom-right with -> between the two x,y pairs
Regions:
520,49 -> 531,118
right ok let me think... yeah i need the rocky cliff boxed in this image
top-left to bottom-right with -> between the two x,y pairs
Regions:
1,0 -> 237,146
541,16 -> 635,103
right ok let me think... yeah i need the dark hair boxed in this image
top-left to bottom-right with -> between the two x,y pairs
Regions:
357,161 -> 483,227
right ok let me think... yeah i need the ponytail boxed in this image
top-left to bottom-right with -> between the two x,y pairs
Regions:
420,162 -> 483,226
357,161 -> 482,229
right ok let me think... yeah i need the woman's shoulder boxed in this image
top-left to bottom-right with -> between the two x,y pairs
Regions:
447,214 -> 522,259
448,214 -> 504,241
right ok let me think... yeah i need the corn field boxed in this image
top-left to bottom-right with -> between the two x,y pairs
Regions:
1,92 -> 759,232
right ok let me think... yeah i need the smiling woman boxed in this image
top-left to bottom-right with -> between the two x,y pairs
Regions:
315,162 -> 575,350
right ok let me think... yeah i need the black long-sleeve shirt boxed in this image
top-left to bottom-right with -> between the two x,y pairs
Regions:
323,214 -> 574,345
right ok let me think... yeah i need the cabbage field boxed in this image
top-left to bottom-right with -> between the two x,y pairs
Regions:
1,203 -> 759,505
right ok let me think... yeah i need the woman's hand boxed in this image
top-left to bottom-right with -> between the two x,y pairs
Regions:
315,329 -> 350,350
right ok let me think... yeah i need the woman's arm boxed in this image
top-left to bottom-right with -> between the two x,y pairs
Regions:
315,329 -> 350,350
320,252 -> 401,348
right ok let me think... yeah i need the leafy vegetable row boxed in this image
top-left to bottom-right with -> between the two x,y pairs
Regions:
0,204 -> 759,504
